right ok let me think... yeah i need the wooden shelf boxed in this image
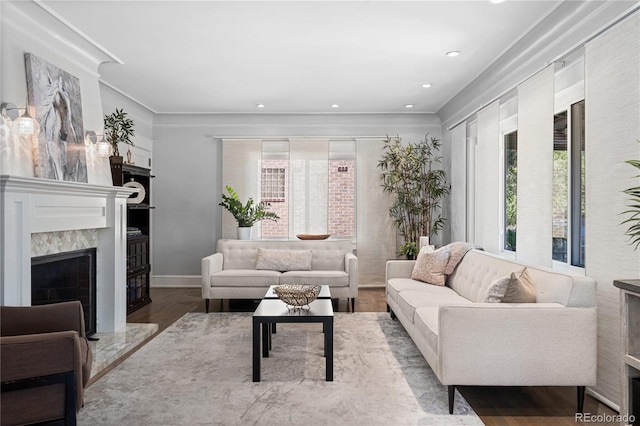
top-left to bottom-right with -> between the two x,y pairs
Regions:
112,161 -> 153,315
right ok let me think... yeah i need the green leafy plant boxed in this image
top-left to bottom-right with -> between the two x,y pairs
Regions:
622,142 -> 640,250
378,134 -> 450,249
104,108 -> 135,156
219,185 -> 279,227
399,241 -> 418,259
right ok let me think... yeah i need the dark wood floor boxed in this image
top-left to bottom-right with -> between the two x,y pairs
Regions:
124,287 -> 617,426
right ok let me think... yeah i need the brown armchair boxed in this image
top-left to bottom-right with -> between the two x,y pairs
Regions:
1,301 -> 93,425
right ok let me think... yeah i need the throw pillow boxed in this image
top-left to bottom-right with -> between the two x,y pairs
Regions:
411,246 -> 451,286
502,267 -> 537,303
483,275 -> 512,303
443,241 -> 476,275
255,249 -> 312,272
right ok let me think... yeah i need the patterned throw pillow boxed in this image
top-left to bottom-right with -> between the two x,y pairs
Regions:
255,249 -> 312,271
483,275 -> 512,303
411,246 -> 451,286
502,267 -> 537,303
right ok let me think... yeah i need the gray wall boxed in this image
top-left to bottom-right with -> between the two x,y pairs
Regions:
151,113 -> 440,282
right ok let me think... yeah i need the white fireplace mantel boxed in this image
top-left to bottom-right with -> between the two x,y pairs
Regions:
1,175 -> 135,332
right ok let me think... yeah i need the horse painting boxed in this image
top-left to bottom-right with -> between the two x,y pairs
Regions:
25,53 -> 88,182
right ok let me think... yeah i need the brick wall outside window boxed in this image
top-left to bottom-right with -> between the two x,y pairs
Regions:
329,160 -> 355,237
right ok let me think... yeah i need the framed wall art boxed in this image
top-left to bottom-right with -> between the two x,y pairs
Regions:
25,53 -> 88,182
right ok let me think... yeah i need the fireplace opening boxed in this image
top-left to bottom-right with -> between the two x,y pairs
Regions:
31,248 -> 97,336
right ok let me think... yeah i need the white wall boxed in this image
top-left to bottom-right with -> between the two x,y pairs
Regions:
151,113 -> 440,286
0,0 -> 118,185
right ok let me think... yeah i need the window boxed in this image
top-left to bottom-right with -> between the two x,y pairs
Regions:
261,167 -> 286,202
260,139 -> 356,239
552,100 -> 585,267
504,131 -> 517,251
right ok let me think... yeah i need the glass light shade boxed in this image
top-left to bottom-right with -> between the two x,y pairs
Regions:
14,115 -> 38,135
97,137 -> 111,157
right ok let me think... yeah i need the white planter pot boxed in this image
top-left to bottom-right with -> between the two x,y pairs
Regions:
237,227 -> 252,240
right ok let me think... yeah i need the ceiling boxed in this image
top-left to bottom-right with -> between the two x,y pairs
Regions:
42,0 -> 561,115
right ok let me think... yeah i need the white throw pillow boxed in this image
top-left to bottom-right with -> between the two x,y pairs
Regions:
483,275 -> 512,303
256,249 -> 312,271
411,246 -> 451,286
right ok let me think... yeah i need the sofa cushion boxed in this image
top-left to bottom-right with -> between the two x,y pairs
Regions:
411,246 -> 451,286
280,270 -> 348,287
483,275 -> 512,303
387,278 -> 458,306
256,248 -> 312,272
398,290 -> 471,324
503,267 -> 537,303
415,307 -> 439,354
448,250 -> 524,303
211,269 -> 280,287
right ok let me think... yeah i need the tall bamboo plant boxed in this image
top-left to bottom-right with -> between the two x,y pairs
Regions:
622,142 -> 640,250
378,134 -> 450,249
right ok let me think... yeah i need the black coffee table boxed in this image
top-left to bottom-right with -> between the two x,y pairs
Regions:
252,285 -> 333,382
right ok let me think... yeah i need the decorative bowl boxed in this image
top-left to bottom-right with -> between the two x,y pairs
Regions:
273,284 -> 321,307
296,234 -> 330,240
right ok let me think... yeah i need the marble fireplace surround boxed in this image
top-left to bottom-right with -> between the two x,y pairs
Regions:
1,175 -> 135,332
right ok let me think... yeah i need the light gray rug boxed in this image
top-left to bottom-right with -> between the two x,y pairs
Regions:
79,312 -> 482,425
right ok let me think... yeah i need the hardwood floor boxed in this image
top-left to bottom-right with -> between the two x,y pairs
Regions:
125,287 -> 617,425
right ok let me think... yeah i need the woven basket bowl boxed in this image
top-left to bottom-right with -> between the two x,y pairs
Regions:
273,284 -> 321,306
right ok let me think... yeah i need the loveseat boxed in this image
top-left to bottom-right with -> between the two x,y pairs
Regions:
202,239 -> 358,312
386,247 -> 597,414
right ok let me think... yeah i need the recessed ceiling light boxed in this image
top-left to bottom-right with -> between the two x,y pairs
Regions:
256,104 -> 265,108
331,104 -> 339,108
404,104 -> 415,109
490,0 -> 505,3
445,51 -> 460,57
421,83 -> 432,88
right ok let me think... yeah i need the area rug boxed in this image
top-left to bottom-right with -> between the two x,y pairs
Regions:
79,312 -> 481,425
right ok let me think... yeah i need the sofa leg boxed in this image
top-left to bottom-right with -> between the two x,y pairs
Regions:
351,298 -> 355,313
577,386 -> 586,413
390,309 -> 396,320
448,385 -> 455,414
205,299 -> 210,313
386,304 -> 390,313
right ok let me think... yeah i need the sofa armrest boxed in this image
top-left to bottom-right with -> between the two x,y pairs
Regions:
1,301 -> 86,338
1,330 -> 84,409
385,260 -> 415,282
201,253 -> 224,298
436,304 -> 597,386
345,252 -> 358,297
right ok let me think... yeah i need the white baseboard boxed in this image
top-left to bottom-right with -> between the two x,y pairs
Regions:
150,276 -> 384,289
152,275 -> 201,288
586,387 -> 620,413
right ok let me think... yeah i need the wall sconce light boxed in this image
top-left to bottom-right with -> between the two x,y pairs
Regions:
1,103 -> 20,121
96,134 -> 111,157
1,101 -> 39,135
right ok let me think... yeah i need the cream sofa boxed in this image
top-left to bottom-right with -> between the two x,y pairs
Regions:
386,249 -> 597,414
202,239 -> 358,312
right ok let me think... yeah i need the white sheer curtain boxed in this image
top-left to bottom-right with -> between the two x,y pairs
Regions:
516,66 -> 554,266
449,122 -> 467,242
221,139 -> 262,239
475,101 -> 500,253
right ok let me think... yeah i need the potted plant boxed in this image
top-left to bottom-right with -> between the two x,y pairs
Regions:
378,134 -> 450,252
219,185 -> 279,239
622,142 -> 640,250
104,108 -> 135,164
399,241 -> 418,260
